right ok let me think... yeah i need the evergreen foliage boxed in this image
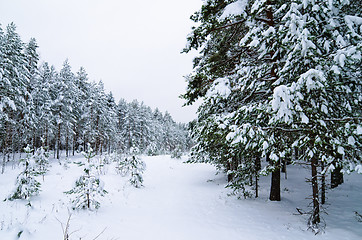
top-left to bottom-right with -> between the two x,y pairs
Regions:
65,144 -> 107,210
8,146 -> 41,202
116,147 -> 146,188
184,0 -> 361,230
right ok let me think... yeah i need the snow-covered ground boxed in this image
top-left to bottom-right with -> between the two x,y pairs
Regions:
0,154 -> 361,239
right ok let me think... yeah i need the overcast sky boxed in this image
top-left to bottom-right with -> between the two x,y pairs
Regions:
0,0 -> 202,123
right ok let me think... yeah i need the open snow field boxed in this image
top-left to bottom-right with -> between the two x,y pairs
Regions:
0,155 -> 361,240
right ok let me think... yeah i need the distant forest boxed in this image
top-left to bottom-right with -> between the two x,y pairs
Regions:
0,23 -> 192,162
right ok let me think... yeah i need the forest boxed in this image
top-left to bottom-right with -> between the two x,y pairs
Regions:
0,23 -> 191,169
0,0 -> 361,237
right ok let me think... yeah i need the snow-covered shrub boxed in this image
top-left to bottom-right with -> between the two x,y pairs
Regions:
95,155 -> 107,175
226,165 -> 254,199
8,146 -> 41,203
65,144 -> 107,210
116,157 -> 131,177
64,172 -> 107,210
128,155 -> 146,188
146,143 -> 158,156
33,146 -> 50,180
116,147 -> 146,188
171,147 -> 182,159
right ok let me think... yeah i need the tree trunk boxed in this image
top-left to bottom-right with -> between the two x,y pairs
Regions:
269,163 -> 280,201
57,123 -> 61,160
45,124 -> 49,148
331,163 -> 343,188
66,133 -> 69,158
321,161 -> 326,204
2,122 -> 11,174
2,149 -> 6,174
72,128 -> 77,156
227,160 -> 233,182
311,156 -> 320,225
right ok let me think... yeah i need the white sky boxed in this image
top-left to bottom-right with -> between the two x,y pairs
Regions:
0,0 -> 202,123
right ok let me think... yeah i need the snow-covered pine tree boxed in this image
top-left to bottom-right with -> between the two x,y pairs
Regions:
33,145 -> 50,180
71,67 -> 88,156
128,147 -> 146,188
37,62 -> 57,149
0,23 -> 28,173
115,147 -> 146,187
65,144 -> 107,210
8,146 -> 41,204
266,0 -> 362,228
183,0 -> 268,198
184,0 -> 361,229
58,60 -> 77,158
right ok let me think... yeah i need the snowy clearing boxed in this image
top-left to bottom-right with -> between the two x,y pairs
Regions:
0,155 -> 361,240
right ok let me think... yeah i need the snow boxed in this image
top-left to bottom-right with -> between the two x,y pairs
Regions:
348,136 -> 356,146
271,85 -> 293,124
344,15 -> 362,37
251,0 -> 267,14
205,77 -> 231,99
297,69 -> 326,92
0,154 -> 361,239
220,0 -> 248,19
356,125 -> 362,135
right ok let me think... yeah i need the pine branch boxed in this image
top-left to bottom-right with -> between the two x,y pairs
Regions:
324,117 -> 362,122
262,126 -> 308,132
208,20 -> 246,33
255,16 -> 273,24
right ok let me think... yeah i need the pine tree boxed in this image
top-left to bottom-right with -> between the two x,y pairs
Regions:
1,23 -> 28,172
115,147 -> 146,188
33,145 -> 50,180
184,0 -> 361,229
8,146 -> 41,204
127,147 -> 146,188
65,144 -> 107,210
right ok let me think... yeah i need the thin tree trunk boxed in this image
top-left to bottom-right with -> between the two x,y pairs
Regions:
2,149 -> 6,174
2,122 -> 10,174
72,128 -> 77,156
255,155 -> 261,198
45,124 -> 49,148
321,161 -> 326,204
227,160 -> 233,182
311,156 -> 320,225
66,132 -> 69,158
57,122 -> 61,160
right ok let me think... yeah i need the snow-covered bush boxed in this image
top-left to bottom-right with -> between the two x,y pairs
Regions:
128,155 -> 146,188
116,147 -> 146,188
65,144 -> 107,210
64,172 -> 107,210
171,147 -> 182,159
146,143 -> 158,156
33,146 -> 50,180
116,157 -> 131,177
8,146 -> 41,203
95,155 -> 108,175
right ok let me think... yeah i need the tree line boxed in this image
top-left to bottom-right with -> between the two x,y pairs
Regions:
0,23 -> 191,171
183,0 -> 361,230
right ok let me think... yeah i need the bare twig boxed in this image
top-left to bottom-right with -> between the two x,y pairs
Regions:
92,227 -> 107,240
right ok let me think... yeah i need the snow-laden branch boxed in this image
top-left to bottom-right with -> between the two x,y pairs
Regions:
323,117 -> 362,122
262,126 -> 308,132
